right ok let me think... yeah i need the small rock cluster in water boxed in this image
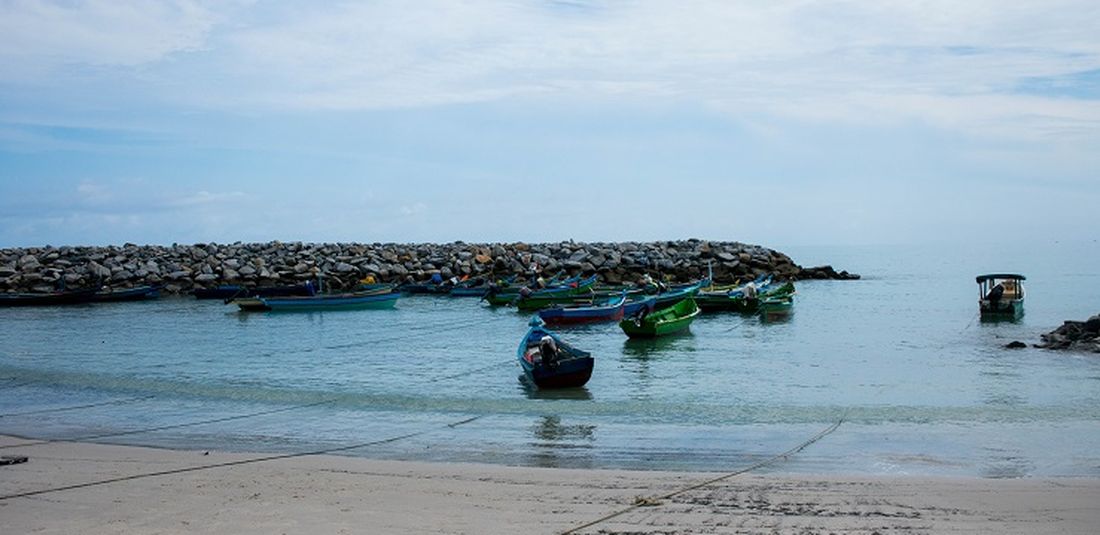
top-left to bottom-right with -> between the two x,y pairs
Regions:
1038,314 -> 1100,353
0,239 -> 859,295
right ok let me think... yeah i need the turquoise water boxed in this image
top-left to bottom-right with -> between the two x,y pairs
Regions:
1,241 -> 1098,477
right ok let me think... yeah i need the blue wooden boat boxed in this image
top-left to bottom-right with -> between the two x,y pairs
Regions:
517,317 -> 594,388
0,288 -> 97,307
237,290 -> 401,312
91,285 -> 162,302
650,278 -> 709,310
193,283 -> 313,300
622,295 -> 657,317
537,293 -> 627,326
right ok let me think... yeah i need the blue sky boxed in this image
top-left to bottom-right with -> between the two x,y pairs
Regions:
1,1 -> 1097,248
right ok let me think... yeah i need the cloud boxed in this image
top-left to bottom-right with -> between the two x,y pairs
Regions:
0,0 -> 219,80
3,1 -> 1098,143
167,190 -> 246,208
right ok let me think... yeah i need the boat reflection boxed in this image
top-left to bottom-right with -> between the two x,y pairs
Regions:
516,376 -> 594,400
532,415 -> 596,442
621,332 -> 693,358
527,415 -> 596,469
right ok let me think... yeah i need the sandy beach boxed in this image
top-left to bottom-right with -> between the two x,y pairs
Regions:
2,434 -> 1097,534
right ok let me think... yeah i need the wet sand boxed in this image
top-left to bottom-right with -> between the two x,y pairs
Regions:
2,435 -> 1098,534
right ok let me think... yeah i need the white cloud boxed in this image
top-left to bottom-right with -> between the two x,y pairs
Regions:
4,1 -> 1098,140
0,0 -> 219,79
167,190 -> 246,207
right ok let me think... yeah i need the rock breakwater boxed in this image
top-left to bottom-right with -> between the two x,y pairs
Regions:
0,240 -> 858,295
1037,314 -> 1100,353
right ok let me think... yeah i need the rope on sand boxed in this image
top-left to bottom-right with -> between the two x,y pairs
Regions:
0,415 -> 482,502
560,412 -> 847,535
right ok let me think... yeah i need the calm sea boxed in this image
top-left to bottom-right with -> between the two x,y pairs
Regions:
2,241 -> 1098,478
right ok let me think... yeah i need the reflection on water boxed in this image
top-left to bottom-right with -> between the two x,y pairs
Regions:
621,333 -> 695,358
532,415 -> 596,441
517,377 -> 594,401
528,415 -> 596,468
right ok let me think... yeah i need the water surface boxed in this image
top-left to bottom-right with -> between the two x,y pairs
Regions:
2,241 -> 1098,477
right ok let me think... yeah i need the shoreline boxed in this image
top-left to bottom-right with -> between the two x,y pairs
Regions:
3,435 -> 1098,534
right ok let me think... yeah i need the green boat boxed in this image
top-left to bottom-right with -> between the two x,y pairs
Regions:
696,278 -> 795,313
619,298 -> 700,338
484,275 -> 599,307
759,293 -> 793,320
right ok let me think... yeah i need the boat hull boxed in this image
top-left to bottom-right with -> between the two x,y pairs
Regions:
0,288 -> 97,306
245,291 -> 401,311
92,285 -> 162,302
759,297 -> 794,319
523,356 -> 595,388
537,296 -> 627,325
980,298 -> 1024,319
517,322 -> 594,389
620,298 -> 700,338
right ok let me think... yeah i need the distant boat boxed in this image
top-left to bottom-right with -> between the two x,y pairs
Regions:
537,293 -> 627,326
650,278 -> 709,310
759,293 -> 794,320
193,284 -> 314,300
91,285 -> 162,302
619,298 -> 700,338
448,275 -> 515,297
0,288 -> 97,307
517,317 -> 594,388
696,277 -> 794,313
977,273 -> 1025,319
485,274 -> 599,308
236,290 -> 401,312
696,274 -> 770,312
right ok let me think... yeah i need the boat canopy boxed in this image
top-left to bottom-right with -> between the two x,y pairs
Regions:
975,274 -> 1025,284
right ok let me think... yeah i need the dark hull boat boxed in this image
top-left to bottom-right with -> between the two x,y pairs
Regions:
91,285 -> 162,302
537,294 -> 627,326
0,288 -> 97,307
517,318 -> 594,389
237,290 -> 401,312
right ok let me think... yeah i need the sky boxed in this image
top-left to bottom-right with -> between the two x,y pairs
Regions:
1,0 -> 1097,248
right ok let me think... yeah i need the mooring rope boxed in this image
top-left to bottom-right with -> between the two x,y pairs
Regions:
0,414 -> 482,501
560,412 -> 847,535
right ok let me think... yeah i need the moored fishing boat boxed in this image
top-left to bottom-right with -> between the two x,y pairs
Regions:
237,290 -> 401,312
759,293 -> 794,320
696,274 -> 770,312
0,287 -> 98,307
977,273 -> 1025,319
619,298 -> 700,338
91,285 -> 162,302
537,293 -> 627,325
622,294 -> 657,317
485,274 -> 599,307
517,317 -> 594,388
650,278 -> 709,310
193,283 -> 314,300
